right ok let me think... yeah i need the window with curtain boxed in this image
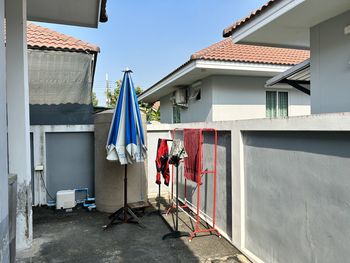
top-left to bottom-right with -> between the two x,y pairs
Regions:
266,91 -> 288,118
266,91 -> 277,118
173,105 -> 181,123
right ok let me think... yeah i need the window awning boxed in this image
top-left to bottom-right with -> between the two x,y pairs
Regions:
266,59 -> 310,95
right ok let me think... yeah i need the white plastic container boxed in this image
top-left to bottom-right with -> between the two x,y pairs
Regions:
56,190 -> 76,210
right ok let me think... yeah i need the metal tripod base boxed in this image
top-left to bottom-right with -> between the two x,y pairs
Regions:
103,205 -> 145,229
162,230 -> 190,240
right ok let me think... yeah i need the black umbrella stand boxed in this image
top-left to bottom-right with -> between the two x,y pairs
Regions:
103,164 -> 145,229
162,156 -> 189,240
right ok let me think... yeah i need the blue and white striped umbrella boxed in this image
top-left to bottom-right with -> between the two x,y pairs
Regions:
106,69 -> 147,165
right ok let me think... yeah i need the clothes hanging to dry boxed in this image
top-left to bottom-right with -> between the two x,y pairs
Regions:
168,139 -> 188,167
155,139 -> 170,186
183,129 -> 201,182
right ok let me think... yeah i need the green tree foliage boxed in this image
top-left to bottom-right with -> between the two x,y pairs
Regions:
92,91 -> 98,106
144,104 -> 160,122
106,79 -> 160,122
106,79 -> 143,108
105,79 -> 122,108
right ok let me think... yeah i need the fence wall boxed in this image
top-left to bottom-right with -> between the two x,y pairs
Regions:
146,112 -> 350,263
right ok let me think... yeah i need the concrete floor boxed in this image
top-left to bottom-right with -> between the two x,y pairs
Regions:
16,205 -> 248,263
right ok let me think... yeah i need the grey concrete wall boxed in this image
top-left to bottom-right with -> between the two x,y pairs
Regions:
0,1 -> 9,261
0,216 -> 9,263
177,131 -> 232,238
310,10 -> 350,114
243,131 -> 350,263
94,110 -> 147,213
30,125 -> 94,206
45,132 -> 95,198
147,114 -> 350,263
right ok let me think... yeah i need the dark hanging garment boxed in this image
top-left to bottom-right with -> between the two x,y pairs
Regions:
155,139 -> 170,186
184,129 -> 201,182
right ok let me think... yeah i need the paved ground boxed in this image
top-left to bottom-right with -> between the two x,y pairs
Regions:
17,204 -> 249,263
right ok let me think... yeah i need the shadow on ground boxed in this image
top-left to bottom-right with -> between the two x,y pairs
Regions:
16,203 -> 246,263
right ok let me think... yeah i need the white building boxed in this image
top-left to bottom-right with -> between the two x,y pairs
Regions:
138,38 -> 310,123
0,0 -> 107,261
223,0 -> 350,115
219,0 -> 350,262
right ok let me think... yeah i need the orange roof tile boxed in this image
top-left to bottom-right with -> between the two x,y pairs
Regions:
223,0 -> 279,38
191,38 -> 309,65
138,38 -> 309,101
27,23 -> 100,53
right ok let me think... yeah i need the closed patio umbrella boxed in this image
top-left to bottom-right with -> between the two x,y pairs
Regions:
104,68 -> 147,228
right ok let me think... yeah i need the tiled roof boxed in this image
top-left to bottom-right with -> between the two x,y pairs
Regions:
27,23 -> 100,53
191,38 -> 309,66
138,38 -> 309,101
223,0 -> 280,37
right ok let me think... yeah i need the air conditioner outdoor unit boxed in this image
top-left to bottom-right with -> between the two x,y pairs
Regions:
56,190 -> 76,210
174,88 -> 187,105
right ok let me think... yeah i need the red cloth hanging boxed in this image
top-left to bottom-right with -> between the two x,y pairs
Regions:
184,129 -> 201,182
155,139 -> 170,186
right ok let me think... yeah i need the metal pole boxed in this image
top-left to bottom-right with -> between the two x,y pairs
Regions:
175,163 -> 179,231
124,164 -> 127,221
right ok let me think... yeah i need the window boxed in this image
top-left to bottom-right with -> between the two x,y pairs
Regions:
266,91 -> 288,118
195,89 -> 201,101
173,106 -> 181,123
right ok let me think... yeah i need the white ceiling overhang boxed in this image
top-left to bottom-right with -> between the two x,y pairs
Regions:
27,0 -> 102,28
138,60 -> 290,103
231,0 -> 350,49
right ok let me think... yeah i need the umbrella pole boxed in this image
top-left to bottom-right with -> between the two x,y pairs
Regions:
103,163 -> 145,229
123,164 -> 128,221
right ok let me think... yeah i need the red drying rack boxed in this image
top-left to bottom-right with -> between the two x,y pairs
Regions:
166,128 -> 220,241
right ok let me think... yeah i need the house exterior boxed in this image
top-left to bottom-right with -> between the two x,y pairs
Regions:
138,39 -> 310,124
27,23 -> 99,206
219,0 -> 350,263
0,0 -> 107,260
223,0 -> 350,114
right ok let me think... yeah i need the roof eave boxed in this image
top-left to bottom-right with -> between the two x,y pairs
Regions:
27,0 -> 106,28
227,0 -> 304,43
138,60 -> 196,102
138,59 -> 292,103
266,58 -> 310,86
27,45 -> 100,53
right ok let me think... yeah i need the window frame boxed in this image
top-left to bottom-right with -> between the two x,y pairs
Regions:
265,90 -> 290,118
172,105 -> 181,124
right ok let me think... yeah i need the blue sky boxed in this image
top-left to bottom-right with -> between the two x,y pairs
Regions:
38,0 -> 267,106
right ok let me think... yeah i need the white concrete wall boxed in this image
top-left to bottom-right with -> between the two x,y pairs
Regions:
30,125 -> 94,206
145,127 -> 172,199
180,77 -> 213,123
159,77 -> 214,123
159,75 -> 310,124
212,76 -> 266,121
310,10 -> 350,114
0,1 -> 10,261
6,0 -> 32,251
212,76 -> 310,121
